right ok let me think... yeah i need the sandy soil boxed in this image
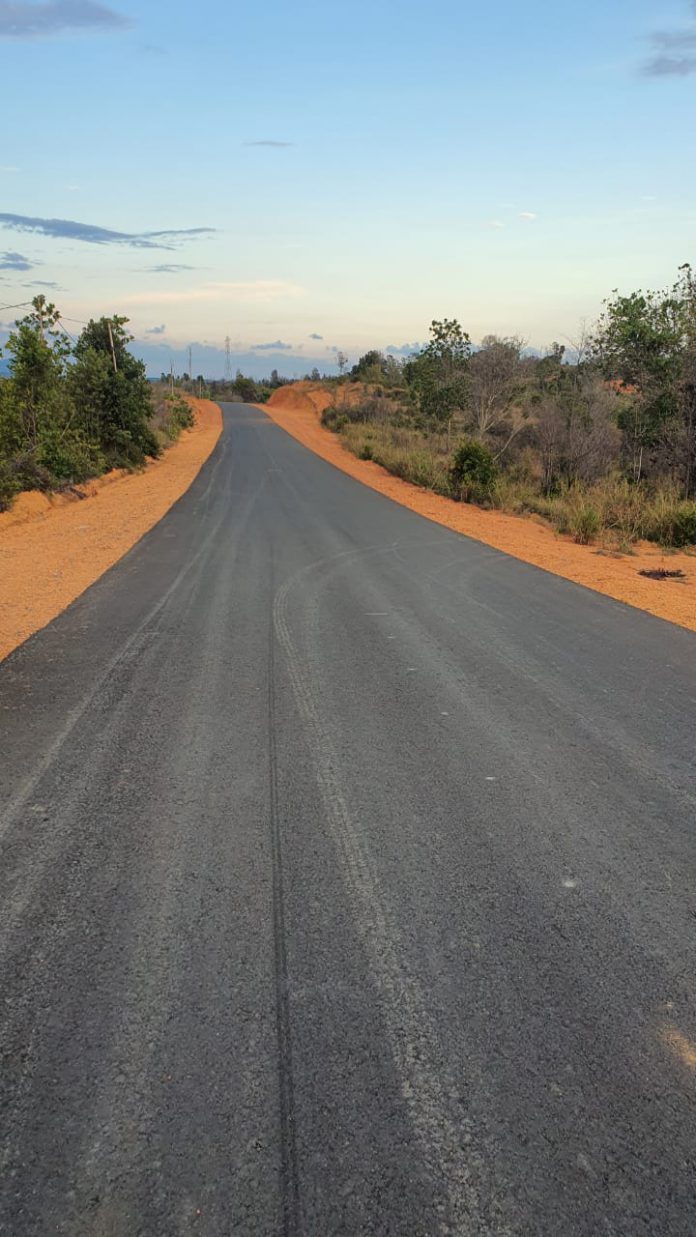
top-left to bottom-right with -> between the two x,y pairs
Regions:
263,383 -> 696,633
0,399 -> 222,661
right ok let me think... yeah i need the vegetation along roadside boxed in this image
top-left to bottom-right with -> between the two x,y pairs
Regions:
0,296 -> 196,512
317,266 -> 696,553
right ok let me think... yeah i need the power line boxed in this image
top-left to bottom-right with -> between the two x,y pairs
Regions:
0,300 -> 33,314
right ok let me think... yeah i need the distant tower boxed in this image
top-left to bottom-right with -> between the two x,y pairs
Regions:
224,335 -> 232,381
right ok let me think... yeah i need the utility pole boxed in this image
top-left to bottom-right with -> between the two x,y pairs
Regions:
188,345 -> 192,386
169,360 -> 174,395
106,320 -> 118,374
224,335 -> 232,383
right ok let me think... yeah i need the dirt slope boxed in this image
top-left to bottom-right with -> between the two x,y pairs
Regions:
0,398 -> 222,661
263,383 -> 696,633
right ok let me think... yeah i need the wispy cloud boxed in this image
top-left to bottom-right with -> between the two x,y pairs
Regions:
122,280 -> 305,307
252,339 -> 293,351
0,1 -> 130,38
0,164 -> 19,172
642,3 -> 696,76
0,249 -> 33,270
485,220 -> 505,230
0,213 -> 215,249
651,29 -> 696,49
519,211 -> 538,221
643,54 -> 696,75
309,332 -> 323,340
24,279 -> 60,287
145,263 -> 199,273
145,323 -> 166,335
243,140 -> 294,148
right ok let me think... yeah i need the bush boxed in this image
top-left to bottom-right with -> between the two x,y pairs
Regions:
321,407 -> 349,432
36,429 -> 105,484
567,503 -> 601,545
161,394 -> 194,441
450,438 -> 497,502
644,500 -> 696,548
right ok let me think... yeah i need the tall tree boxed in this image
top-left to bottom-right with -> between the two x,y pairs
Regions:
405,319 -> 471,438
72,316 -> 158,466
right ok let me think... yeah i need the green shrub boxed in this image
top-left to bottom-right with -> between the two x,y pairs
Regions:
644,501 -> 696,548
162,394 -> 194,440
36,429 -> 105,484
321,407 -> 350,432
567,504 -> 601,544
450,438 -> 497,503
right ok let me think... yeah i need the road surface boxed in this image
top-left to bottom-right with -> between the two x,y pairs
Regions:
1,403 -> 695,1235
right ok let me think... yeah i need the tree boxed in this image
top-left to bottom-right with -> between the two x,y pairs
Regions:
405,319 -> 471,439
4,296 -> 71,450
468,335 -> 526,449
72,316 -> 158,466
591,284 -> 682,482
351,349 -> 386,382
336,350 -> 348,377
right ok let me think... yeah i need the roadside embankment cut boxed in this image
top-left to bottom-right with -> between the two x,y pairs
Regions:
262,383 -> 696,633
0,398 -> 222,661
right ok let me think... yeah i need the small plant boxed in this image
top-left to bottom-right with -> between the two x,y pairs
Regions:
321,407 -> 350,433
568,503 -> 601,544
449,438 -> 497,503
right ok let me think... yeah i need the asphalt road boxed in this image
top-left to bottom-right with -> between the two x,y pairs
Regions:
1,402 -> 695,1236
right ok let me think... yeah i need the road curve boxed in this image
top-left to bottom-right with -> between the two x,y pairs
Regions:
1,402 -> 694,1235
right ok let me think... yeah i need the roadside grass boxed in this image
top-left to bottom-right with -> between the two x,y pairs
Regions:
323,410 -> 696,552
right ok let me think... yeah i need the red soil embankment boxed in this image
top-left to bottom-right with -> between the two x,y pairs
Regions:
0,398 -> 222,661
262,383 -> 696,633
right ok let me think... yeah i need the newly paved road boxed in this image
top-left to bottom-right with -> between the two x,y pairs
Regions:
1,403 -> 695,1235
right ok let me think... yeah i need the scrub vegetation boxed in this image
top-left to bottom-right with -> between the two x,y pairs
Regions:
319,267 -> 696,550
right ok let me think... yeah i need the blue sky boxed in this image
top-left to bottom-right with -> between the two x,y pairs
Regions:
0,0 -> 694,376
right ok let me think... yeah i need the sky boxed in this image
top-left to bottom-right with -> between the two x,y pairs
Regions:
0,0 -> 695,377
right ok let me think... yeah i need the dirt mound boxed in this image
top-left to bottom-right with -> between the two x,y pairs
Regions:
0,398 -> 222,661
266,380 -> 373,418
266,381 -> 334,417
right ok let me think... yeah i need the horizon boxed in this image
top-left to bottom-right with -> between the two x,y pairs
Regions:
1,0 -> 694,378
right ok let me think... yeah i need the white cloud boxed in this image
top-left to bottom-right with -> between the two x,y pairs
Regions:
519,211 -> 538,221
485,220 -> 505,230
